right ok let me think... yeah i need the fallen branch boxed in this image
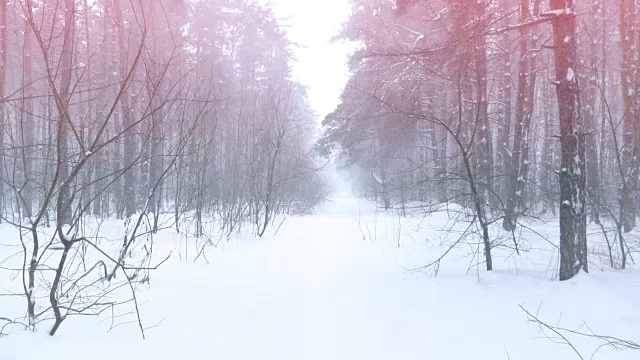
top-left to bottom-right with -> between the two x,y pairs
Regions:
521,305 -> 640,359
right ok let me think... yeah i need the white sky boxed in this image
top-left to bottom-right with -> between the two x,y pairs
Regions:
271,0 -> 353,119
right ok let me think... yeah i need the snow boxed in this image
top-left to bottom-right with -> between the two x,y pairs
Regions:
372,169 -> 384,185
566,67 -> 575,82
1,192 -> 639,359
412,33 -> 424,48
541,7 -> 573,17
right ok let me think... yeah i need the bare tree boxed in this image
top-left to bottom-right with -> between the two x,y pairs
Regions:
0,0 -> 336,337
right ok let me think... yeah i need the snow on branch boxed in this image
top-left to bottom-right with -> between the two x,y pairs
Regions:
372,169 -> 384,185
540,7 -> 573,17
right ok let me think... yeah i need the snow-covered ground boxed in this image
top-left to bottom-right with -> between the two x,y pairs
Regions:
1,190 -> 639,359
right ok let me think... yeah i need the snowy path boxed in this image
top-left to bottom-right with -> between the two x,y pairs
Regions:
150,192 -> 435,359
2,192 -> 640,359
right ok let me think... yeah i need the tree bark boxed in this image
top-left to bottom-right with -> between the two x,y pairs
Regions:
497,31 -> 513,204
21,15 -> 34,218
148,5 -> 163,232
113,0 -> 136,218
504,0 -> 538,230
548,0 -> 588,280
581,3 -> 601,221
0,0 -> 6,220
472,2 -> 493,209
620,0 -> 640,233
56,0 -> 75,226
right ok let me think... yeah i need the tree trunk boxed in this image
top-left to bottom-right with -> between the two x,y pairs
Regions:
428,120 -> 447,202
0,0 -> 6,221
582,14 -> 601,222
474,32 -> 493,209
548,0 -> 588,280
148,6 -> 163,233
598,4 -> 608,202
620,0 -> 640,233
497,31 -> 513,203
21,16 -> 34,218
113,0 -> 136,218
517,0 -> 541,212
504,0 -> 536,231
56,0 -> 75,226
540,67 -> 556,214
